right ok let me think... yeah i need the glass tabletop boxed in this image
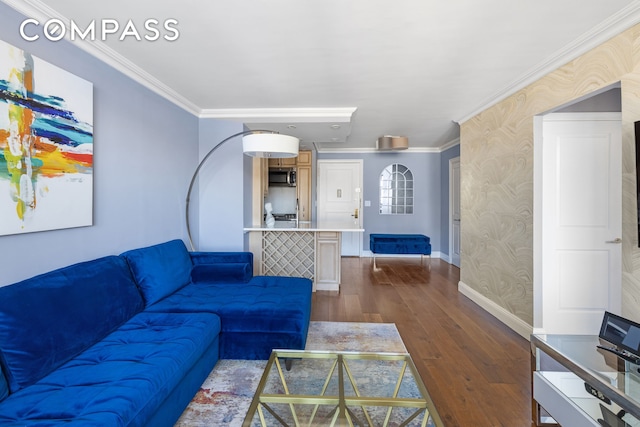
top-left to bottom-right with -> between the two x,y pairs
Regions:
242,349 -> 443,427
532,334 -> 640,421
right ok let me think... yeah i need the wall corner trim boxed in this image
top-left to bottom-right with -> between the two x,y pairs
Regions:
458,280 -> 533,341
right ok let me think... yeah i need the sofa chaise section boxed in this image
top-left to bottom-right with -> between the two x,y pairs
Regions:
121,239 -> 313,360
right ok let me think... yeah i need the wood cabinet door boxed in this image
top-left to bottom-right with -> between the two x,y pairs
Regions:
282,157 -> 297,167
297,150 -> 312,166
297,165 -> 311,221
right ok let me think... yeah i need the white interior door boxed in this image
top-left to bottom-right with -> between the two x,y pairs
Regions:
541,112 -> 621,335
449,157 -> 461,267
317,160 -> 363,256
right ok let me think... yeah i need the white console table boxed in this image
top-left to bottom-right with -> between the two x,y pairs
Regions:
531,334 -> 640,426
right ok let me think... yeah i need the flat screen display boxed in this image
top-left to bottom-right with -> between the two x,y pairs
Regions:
599,311 -> 640,356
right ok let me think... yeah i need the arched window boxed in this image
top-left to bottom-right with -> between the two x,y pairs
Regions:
379,163 -> 413,214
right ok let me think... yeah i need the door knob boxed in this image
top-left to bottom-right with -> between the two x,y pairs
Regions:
605,238 -> 622,244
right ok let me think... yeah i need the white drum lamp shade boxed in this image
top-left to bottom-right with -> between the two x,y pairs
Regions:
243,133 -> 299,158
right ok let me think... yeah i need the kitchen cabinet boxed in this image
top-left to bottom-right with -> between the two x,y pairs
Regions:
315,231 -> 341,290
297,150 -> 312,221
244,222 -> 362,292
268,157 -> 297,168
255,151 -> 312,223
297,150 -> 311,166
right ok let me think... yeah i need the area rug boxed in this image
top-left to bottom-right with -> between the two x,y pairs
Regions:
174,321 -> 416,426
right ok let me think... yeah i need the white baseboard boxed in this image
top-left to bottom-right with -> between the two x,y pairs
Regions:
458,280 -> 533,341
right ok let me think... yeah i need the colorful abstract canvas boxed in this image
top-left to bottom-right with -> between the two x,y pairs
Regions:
0,39 -> 93,236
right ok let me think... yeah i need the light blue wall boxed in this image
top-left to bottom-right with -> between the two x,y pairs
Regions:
318,151 -> 443,253
0,4 -> 198,286
195,119 -> 247,251
439,144 -> 460,258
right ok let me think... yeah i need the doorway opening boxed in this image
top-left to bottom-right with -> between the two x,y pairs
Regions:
533,84 -> 622,335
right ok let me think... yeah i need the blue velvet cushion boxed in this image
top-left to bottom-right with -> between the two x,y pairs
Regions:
191,251 -> 253,265
369,233 -> 431,255
0,256 -> 144,394
191,263 -> 252,283
0,367 -> 8,402
121,239 -> 193,306
0,311 -> 221,426
147,275 -> 313,359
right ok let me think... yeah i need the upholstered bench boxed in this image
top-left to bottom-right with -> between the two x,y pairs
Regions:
369,233 -> 431,267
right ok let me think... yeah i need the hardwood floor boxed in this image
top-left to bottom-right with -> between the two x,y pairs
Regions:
311,256 -> 532,427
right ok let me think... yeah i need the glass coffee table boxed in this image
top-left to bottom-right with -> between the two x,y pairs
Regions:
243,349 -> 443,426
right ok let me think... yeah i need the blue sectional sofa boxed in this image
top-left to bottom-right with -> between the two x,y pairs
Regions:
0,239 -> 312,426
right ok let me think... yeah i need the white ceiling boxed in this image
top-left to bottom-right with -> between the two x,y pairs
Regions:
6,0 -> 640,151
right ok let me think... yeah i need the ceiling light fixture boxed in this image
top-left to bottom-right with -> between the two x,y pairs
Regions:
376,135 -> 409,151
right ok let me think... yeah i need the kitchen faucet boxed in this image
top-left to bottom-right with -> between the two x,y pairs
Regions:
295,198 -> 299,227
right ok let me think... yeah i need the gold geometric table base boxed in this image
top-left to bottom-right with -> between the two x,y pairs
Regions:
243,350 -> 443,427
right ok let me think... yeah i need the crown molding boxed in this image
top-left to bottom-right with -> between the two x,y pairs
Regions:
316,146 -> 446,154
1,0 -> 201,116
199,107 -> 358,122
439,137 -> 460,152
456,1 -> 640,125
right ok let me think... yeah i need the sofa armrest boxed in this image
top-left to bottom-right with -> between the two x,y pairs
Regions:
191,263 -> 252,284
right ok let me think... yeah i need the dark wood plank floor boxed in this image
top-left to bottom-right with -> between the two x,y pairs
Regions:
311,256 -> 532,427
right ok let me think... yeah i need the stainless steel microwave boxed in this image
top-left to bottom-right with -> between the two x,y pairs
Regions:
268,168 -> 296,187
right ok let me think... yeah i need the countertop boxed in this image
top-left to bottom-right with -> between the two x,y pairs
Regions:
244,220 -> 364,232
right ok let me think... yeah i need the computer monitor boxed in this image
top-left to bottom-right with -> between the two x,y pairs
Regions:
599,311 -> 640,357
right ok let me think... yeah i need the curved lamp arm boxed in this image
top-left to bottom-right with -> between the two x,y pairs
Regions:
185,129 -> 278,251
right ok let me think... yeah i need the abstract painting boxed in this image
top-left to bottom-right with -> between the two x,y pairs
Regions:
0,39 -> 93,236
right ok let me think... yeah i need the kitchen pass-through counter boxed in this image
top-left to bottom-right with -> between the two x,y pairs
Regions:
244,221 -> 364,291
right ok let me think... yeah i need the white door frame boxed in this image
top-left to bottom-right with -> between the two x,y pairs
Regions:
449,157 -> 461,267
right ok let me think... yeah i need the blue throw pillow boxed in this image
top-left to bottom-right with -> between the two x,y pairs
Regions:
191,263 -> 252,283
121,239 -> 193,306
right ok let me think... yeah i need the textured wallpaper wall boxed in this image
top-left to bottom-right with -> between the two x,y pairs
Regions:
460,24 -> 640,327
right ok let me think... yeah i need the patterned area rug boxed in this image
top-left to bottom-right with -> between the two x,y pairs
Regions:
174,321 -> 413,426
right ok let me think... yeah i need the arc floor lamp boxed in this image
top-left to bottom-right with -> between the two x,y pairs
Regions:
185,130 -> 299,250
